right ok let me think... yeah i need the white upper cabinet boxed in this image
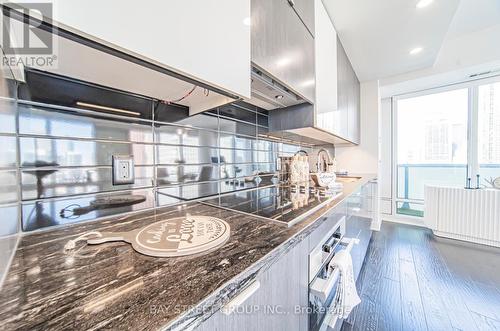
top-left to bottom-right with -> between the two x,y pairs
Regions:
48,0 -> 251,99
337,37 -> 360,144
314,0 -> 338,133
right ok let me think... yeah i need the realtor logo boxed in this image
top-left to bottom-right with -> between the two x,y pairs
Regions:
1,2 -> 57,69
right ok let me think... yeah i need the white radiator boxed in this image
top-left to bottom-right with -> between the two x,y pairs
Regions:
424,186 -> 500,248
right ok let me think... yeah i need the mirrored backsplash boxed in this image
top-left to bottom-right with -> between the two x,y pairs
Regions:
0,69 -> 315,233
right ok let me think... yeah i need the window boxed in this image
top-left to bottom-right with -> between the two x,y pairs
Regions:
478,82 -> 500,185
396,89 -> 469,217
394,77 -> 500,218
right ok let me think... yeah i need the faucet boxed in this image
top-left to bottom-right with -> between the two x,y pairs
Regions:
316,148 -> 332,173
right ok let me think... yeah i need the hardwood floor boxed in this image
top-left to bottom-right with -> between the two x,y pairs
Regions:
341,222 -> 500,331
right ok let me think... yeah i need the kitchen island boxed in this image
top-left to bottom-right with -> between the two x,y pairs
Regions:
0,175 -> 376,331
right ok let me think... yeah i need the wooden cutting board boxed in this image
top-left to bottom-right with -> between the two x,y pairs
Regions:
87,215 -> 230,257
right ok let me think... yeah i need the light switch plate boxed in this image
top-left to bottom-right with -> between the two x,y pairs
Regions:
112,155 -> 135,185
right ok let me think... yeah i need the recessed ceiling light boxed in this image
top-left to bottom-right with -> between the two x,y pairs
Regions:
243,17 -> 251,26
416,0 -> 433,8
409,47 -> 423,55
275,95 -> 284,100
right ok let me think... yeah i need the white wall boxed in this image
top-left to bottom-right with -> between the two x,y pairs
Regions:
0,68 -> 19,290
335,80 -> 379,174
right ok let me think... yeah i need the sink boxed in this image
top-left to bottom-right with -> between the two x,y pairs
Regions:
335,176 -> 362,183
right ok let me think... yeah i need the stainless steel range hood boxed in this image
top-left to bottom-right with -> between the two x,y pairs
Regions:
246,66 -> 355,146
262,102 -> 357,146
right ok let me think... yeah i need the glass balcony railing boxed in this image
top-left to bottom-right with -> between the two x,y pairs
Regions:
396,163 -> 500,217
396,201 -> 424,217
397,164 -> 468,201
479,164 -> 500,187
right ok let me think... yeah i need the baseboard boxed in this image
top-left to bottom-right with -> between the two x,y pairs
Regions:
434,231 -> 500,248
381,215 -> 426,228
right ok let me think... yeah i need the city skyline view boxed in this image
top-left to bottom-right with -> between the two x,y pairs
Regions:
397,88 -> 468,165
478,82 -> 500,164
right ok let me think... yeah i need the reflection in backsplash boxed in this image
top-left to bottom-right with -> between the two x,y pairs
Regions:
0,54 -> 20,288
156,145 -> 219,165
22,189 -> 155,231
0,170 -> 19,204
155,123 -> 218,147
20,137 -> 155,167
157,164 -> 218,186
0,65 -> 19,239
0,98 -> 17,135
2,69 -> 315,233
18,103 -> 155,142
0,136 -> 17,168
21,166 -> 154,200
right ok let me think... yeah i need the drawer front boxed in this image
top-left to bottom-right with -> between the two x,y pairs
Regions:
308,203 -> 347,252
196,238 -> 309,331
346,216 -> 372,280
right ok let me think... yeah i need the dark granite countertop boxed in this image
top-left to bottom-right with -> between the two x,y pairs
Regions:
0,174 -> 376,331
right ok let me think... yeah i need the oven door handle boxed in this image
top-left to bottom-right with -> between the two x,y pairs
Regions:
309,237 -> 359,302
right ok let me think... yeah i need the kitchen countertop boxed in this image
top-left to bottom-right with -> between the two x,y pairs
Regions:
0,174 -> 376,331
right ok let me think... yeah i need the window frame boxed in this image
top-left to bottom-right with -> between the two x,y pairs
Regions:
391,74 -> 500,219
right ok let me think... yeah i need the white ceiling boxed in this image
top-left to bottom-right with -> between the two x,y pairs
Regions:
379,0 -> 500,96
445,0 -> 500,39
323,0 -> 500,82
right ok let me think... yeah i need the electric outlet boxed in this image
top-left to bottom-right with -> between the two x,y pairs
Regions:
112,155 -> 135,185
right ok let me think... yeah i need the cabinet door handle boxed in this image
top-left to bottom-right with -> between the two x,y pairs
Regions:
222,280 -> 260,315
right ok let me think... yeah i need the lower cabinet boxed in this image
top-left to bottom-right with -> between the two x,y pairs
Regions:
196,238 -> 309,331
346,181 -> 378,222
197,182 -> 376,330
345,215 -> 372,281
345,181 -> 377,280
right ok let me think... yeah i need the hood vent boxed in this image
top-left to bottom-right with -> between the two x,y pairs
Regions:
248,67 -> 303,110
263,103 -> 357,146
247,68 -> 356,146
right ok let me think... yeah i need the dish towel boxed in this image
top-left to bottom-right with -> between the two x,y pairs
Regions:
329,249 -> 361,319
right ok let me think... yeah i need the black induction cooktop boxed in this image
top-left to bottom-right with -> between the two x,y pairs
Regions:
203,184 -> 342,227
